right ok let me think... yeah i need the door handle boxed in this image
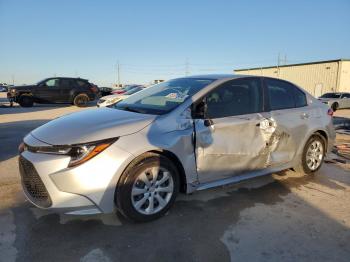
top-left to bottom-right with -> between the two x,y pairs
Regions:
301,113 -> 309,119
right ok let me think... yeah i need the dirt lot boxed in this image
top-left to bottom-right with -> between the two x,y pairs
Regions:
1,93 -> 350,262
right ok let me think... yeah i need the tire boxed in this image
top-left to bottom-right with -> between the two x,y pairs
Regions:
331,102 -> 339,111
73,93 -> 89,107
18,95 -> 34,107
294,134 -> 326,175
115,153 -> 180,222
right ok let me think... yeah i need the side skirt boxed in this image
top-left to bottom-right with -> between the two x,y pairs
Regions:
194,163 -> 294,191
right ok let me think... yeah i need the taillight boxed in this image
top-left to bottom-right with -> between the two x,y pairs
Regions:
327,108 -> 334,116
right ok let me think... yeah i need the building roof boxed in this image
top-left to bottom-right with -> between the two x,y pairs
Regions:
235,58 -> 350,71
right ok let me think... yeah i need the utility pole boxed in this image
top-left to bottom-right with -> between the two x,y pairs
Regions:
117,61 -> 120,87
185,58 -> 189,76
284,55 -> 287,65
277,53 -> 280,78
11,74 -> 15,85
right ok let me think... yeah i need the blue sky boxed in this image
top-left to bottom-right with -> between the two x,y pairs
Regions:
0,0 -> 349,86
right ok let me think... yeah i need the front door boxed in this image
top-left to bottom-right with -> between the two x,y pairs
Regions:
34,78 -> 61,102
194,77 -> 272,183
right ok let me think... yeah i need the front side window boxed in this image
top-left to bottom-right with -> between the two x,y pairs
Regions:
205,78 -> 263,118
266,78 -> 306,110
114,78 -> 214,115
341,93 -> 350,98
45,79 -> 59,87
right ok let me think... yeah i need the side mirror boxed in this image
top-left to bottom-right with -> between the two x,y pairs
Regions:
192,100 -> 207,119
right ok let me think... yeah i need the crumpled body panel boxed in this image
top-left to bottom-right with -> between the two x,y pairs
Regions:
195,112 -> 296,183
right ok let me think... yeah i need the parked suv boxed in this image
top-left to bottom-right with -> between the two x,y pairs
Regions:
18,75 -> 335,222
7,77 -> 98,107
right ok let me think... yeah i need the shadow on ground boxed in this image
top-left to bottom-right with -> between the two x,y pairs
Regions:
0,101 -> 97,114
0,119 -> 49,161
11,170 -> 350,262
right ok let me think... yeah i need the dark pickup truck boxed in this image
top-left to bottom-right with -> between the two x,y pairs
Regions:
7,77 -> 99,107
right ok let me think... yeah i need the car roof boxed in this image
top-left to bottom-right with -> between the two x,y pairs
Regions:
183,74 -> 247,80
323,92 -> 349,94
42,77 -> 89,81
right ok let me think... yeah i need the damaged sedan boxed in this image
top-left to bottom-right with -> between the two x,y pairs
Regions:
18,74 -> 335,222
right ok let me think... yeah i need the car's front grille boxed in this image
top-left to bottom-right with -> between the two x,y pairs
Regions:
19,156 -> 52,208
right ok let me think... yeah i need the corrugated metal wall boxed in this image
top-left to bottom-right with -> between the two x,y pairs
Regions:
235,61 -> 341,96
339,61 -> 350,92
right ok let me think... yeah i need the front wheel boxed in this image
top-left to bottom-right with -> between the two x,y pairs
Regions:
116,153 -> 179,222
294,134 -> 325,175
18,95 -> 34,107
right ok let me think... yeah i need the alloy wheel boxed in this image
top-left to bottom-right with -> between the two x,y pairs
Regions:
131,166 -> 174,215
305,140 -> 324,171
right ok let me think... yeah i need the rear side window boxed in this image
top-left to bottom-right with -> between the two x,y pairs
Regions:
342,93 -> 350,98
205,78 -> 263,118
266,78 -> 306,110
60,79 -> 75,88
294,87 -> 307,107
77,80 -> 88,87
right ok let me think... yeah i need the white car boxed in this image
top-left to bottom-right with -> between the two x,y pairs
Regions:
318,92 -> 350,111
97,86 -> 145,107
97,94 -> 126,107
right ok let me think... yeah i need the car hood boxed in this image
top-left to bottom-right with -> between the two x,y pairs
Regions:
30,107 -> 156,145
11,85 -> 36,90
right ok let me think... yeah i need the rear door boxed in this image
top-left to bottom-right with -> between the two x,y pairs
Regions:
194,77 -> 273,183
264,78 -> 310,166
59,78 -> 75,102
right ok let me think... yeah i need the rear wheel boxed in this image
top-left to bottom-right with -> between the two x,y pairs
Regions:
116,153 -> 179,222
73,93 -> 89,107
18,95 -> 34,107
294,134 -> 325,175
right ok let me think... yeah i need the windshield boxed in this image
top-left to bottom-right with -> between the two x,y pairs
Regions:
114,78 -> 214,114
320,93 -> 341,98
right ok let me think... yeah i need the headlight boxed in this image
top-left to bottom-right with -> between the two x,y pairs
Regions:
21,138 -> 118,167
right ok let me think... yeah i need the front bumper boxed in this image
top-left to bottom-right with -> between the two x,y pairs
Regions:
19,134 -> 134,214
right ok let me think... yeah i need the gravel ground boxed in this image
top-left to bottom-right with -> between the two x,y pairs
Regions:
0,93 -> 350,262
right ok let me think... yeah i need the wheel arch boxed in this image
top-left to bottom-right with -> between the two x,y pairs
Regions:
148,149 -> 187,193
116,149 -> 187,196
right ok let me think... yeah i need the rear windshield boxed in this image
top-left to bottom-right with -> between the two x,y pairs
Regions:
113,78 -> 214,115
320,93 -> 341,98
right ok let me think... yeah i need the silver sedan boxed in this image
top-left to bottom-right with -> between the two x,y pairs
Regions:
318,92 -> 350,110
19,75 -> 335,222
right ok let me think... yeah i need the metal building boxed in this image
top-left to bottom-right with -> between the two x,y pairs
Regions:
234,59 -> 350,97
